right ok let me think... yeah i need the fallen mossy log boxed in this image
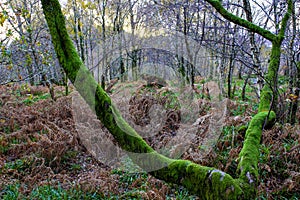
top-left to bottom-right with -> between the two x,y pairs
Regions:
41,0 -> 276,198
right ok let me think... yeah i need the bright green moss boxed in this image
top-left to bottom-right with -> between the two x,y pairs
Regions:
41,0 -> 290,199
150,161 -> 243,199
41,0 -> 244,198
205,0 -> 276,42
238,111 -> 276,183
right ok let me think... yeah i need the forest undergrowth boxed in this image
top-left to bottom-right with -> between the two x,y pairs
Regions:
0,82 -> 299,199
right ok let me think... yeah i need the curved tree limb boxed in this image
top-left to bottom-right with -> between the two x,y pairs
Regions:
205,0 -> 293,43
204,0 -> 276,41
205,0 -> 293,194
258,0 -> 293,112
40,0 -> 245,199
40,0 -> 286,199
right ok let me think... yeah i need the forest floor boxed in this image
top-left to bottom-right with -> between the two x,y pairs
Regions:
0,82 -> 299,199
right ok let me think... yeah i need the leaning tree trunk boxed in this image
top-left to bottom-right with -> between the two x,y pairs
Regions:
205,0 -> 293,195
40,0 -> 290,199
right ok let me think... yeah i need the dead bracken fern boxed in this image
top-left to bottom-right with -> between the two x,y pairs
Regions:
0,85 -> 118,195
0,83 -> 299,198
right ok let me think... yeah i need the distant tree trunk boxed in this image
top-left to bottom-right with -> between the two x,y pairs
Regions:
238,67 -> 242,79
98,0 -> 107,83
78,8 -> 85,62
219,31 -> 227,97
208,50 -> 216,79
72,0 -> 80,52
130,50 -> 138,81
227,52 -> 234,99
291,61 -> 300,124
128,0 -> 138,81
242,0 -> 263,97
175,8 -> 186,86
227,24 -> 237,99
112,0 -> 126,82
241,73 -> 250,101
287,2 -> 298,124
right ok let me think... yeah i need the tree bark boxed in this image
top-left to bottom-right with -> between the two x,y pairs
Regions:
205,0 -> 292,195
40,0 -> 288,199
242,0 -> 263,97
205,0 -> 292,112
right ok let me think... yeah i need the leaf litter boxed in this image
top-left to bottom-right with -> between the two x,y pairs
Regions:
0,83 -> 299,199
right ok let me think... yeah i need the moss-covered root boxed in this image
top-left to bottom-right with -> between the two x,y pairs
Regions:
150,160 -> 243,199
237,111 -> 276,197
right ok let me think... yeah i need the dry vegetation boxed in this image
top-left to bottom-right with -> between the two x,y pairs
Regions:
0,82 -> 299,199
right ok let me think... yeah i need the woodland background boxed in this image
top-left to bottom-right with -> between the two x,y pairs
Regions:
0,0 -> 299,199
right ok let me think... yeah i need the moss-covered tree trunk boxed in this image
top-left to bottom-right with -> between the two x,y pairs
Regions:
205,0 -> 293,197
205,0 -> 292,112
40,0 -> 291,199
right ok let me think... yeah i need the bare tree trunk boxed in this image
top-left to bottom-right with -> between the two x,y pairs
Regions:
128,0 -> 138,81
72,0 -> 80,52
287,1 -> 298,124
227,24 -> 238,99
78,8 -> 85,62
242,0 -> 263,97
